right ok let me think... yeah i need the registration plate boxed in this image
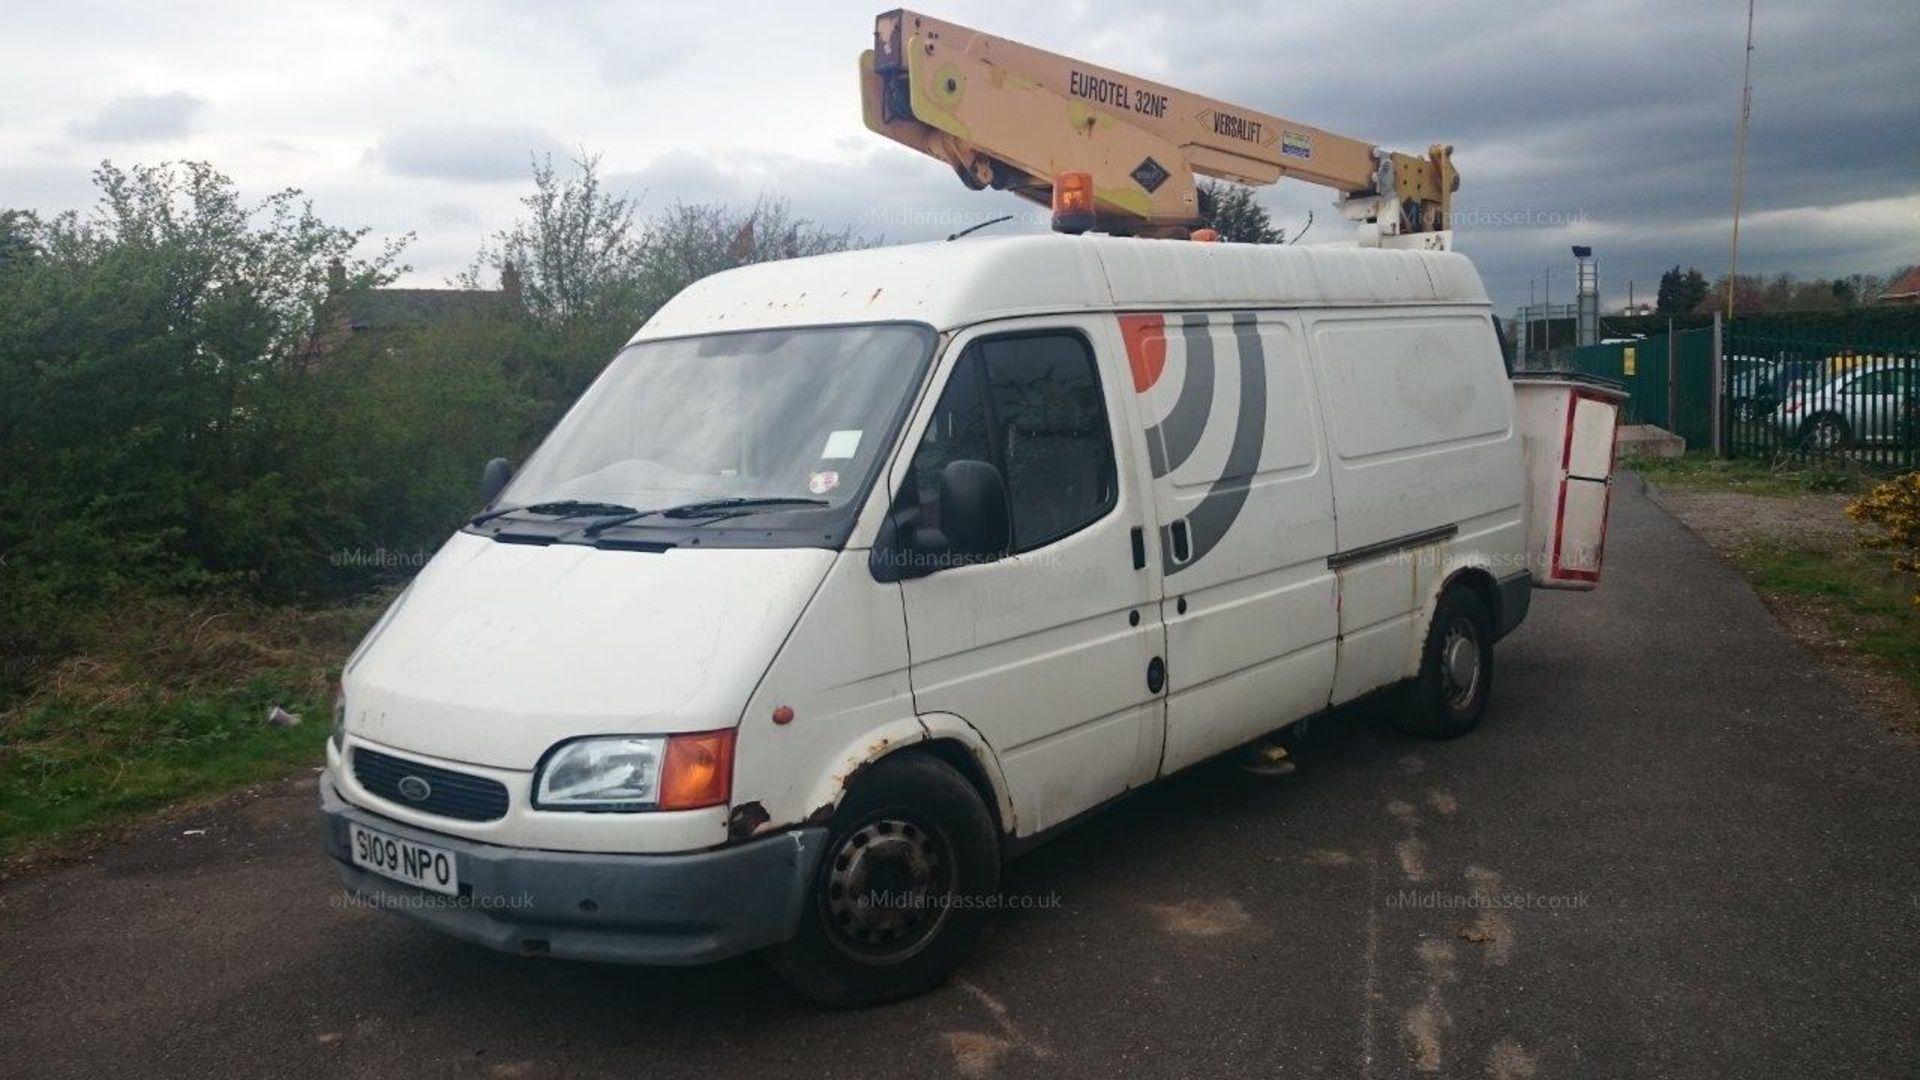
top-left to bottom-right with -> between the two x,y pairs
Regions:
349,823 -> 459,896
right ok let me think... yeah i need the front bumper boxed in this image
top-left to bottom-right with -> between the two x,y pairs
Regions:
320,778 -> 827,966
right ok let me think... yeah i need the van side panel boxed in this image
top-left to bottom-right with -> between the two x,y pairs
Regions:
1305,309 -> 1524,703
1129,311 -> 1340,775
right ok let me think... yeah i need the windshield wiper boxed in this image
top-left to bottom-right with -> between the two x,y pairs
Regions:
578,496 -> 831,537
476,496 -> 831,539
469,500 -> 641,527
658,496 -> 831,520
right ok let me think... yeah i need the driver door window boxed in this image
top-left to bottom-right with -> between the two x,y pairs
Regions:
904,332 -> 1118,557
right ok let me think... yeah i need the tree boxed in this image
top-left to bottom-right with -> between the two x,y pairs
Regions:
464,153 -> 867,327
1655,267 -> 1682,313
637,197 -> 859,311
460,155 -> 867,399
1679,268 -> 1709,312
0,161 -> 407,681
460,153 -> 647,327
1840,272 -> 1889,306
1196,181 -> 1284,244
1656,265 -> 1710,314
0,210 -> 36,272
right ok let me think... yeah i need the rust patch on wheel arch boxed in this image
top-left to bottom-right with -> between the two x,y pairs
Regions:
727,801 -> 771,841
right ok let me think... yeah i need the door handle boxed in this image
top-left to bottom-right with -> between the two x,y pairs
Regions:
1169,519 -> 1191,564
1147,656 -> 1166,694
1130,526 -> 1146,570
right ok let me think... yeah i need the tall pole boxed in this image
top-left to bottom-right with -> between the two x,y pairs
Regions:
1726,0 -> 1756,322
1544,267 -> 1552,352
1667,316 -> 1678,437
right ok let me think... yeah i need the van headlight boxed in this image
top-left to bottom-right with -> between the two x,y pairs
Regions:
331,687 -> 347,750
536,737 -> 663,809
534,731 -> 734,812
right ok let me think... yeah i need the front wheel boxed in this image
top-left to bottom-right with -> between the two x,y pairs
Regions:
765,753 -> 999,1008
1394,587 -> 1494,739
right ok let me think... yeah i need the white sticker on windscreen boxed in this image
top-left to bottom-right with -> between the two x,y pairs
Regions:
821,429 -> 863,459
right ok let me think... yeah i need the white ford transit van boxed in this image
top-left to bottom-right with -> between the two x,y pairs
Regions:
321,234 -> 1615,1006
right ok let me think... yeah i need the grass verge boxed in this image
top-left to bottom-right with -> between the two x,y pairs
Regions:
1728,542 -> 1920,699
1624,451 -> 1870,497
0,595 -> 384,864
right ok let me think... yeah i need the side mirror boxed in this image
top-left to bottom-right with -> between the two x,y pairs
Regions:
481,457 -> 513,504
939,459 -> 1011,564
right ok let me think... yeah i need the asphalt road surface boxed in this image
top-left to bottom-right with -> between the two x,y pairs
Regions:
4,479 -> 1917,1079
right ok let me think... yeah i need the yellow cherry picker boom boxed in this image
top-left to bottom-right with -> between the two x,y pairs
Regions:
859,8 -> 1459,247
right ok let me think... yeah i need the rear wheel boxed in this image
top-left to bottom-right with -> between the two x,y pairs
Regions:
765,753 -> 999,1008
1394,587 -> 1494,739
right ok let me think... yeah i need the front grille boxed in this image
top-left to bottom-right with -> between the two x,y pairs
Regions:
353,747 -> 510,822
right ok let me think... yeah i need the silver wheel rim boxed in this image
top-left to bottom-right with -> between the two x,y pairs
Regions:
1813,419 -> 1841,448
1441,619 -> 1482,712
823,815 -> 952,959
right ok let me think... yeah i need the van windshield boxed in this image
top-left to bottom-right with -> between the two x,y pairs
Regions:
493,324 -> 935,530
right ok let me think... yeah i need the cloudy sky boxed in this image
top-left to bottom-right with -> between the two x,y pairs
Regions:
4,0 -> 1916,315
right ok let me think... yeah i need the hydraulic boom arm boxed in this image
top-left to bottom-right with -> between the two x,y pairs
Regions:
860,9 -> 1457,246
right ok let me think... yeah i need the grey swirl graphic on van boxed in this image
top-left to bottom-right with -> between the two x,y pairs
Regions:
1143,314 -> 1215,476
1121,311 -> 1267,576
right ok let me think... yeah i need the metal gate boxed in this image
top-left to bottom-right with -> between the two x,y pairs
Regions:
1523,329 -> 1714,450
1723,333 -> 1918,472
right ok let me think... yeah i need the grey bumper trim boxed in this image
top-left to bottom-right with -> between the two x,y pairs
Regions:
1494,570 -> 1532,641
320,779 -> 827,966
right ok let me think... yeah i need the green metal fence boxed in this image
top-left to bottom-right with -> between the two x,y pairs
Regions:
1723,333 -> 1918,472
1524,329 -> 1715,449
1516,321 -> 1920,471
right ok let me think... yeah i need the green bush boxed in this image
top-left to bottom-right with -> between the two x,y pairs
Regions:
0,163 -> 405,696
1848,472 -> 1920,606
0,156 -> 864,704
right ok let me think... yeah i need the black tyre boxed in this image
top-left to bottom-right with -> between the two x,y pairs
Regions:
1800,413 -> 1853,451
1394,587 -> 1494,739
765,753 -> 999,1008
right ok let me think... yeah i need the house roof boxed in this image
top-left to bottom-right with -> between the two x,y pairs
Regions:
1881,265 -> 1920,300
336,288 -> 511,331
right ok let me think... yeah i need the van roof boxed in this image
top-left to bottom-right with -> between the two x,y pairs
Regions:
631,233 -> 1489,342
